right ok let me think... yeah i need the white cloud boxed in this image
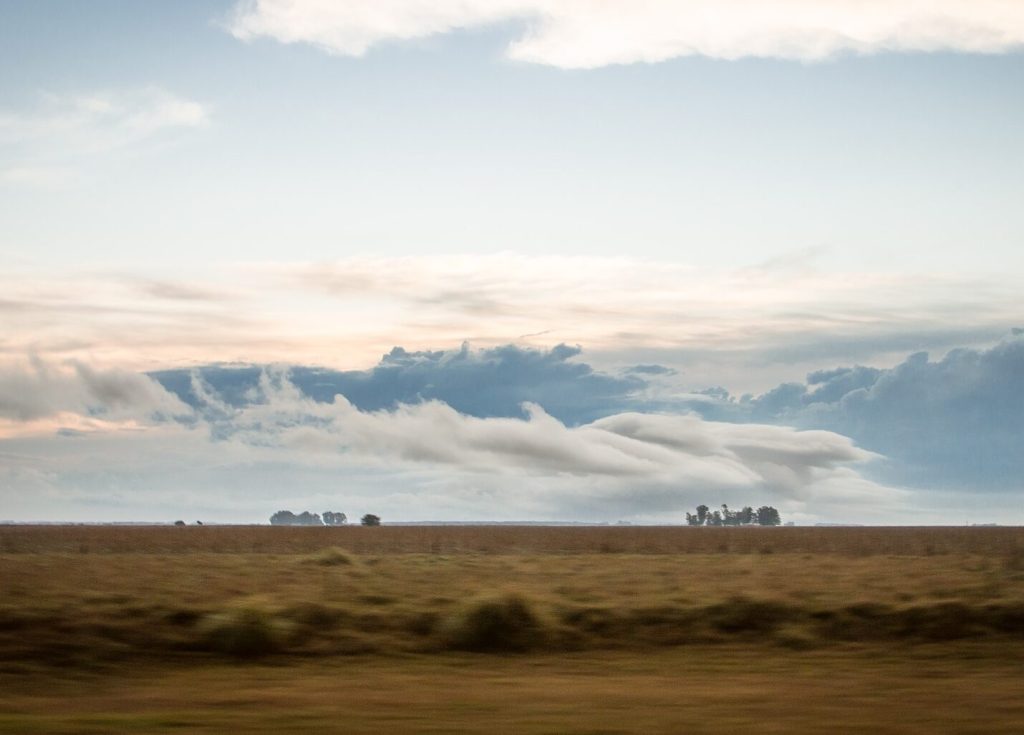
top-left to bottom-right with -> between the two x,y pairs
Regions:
227,0 -> 1024,67
118,89 -> 207,136
0,365 -> 904,522
338,402 -> 883,500
0,356 -> 190,424
189,369 -> 897,508
0,88 -> 206,149
0,88 -> 207,185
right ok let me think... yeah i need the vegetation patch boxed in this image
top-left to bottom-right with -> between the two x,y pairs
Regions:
773,624 -> 819,650
281,602 -> 349,629
440,592 -> 549,653
301,546 -> 358,566
4,527 -> 1024,666
705,597 -> 797,635
198,605 -> 287,658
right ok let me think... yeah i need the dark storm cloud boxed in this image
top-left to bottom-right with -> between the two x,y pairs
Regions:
152,343 -> 646,426
684,334 -> 1024,491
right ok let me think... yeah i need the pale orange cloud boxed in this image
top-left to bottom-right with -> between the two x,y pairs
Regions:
2,255 -> 1020,384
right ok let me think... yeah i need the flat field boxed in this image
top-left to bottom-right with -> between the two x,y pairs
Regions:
1,525 -> 1023,733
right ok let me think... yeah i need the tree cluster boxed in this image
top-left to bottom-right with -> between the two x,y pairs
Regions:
268,510 -> 381,526
685,504 -> 781,527
269,510 -> 347,526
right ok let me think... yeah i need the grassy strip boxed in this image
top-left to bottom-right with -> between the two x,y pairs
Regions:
2,592 -> 1023,665
3,524 -> 1024,556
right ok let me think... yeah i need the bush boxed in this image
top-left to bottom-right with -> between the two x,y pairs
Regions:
896,602 -> 979,640
706,596 -> 795,635
282,602 -> 348,629
302,546 -> 357,566
440,592 -> 547,653
199,606 -> 284,657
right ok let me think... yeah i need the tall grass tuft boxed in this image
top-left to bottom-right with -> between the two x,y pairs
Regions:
440,592 -> 548,653
199,605 -> 286,658
302,546 -> 358,566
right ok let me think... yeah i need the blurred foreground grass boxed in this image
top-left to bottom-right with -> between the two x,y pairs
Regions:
1,525 -> 1023,732
4,646 -> 1024,734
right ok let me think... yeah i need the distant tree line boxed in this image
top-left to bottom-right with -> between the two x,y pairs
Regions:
268,509 -> 344,528
269,510 -> 380,526
685,504 -> 781,526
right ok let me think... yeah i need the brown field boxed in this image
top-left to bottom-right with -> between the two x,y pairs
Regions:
2,524 -> 1023,733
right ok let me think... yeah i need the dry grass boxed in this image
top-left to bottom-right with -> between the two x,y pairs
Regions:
2,647 -> 1024,733
2,525 -> 1023,732
2,523 -> 1021,555
1,524 -> 1023,665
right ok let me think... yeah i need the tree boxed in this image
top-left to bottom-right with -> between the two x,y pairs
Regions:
323,511 -> 347,526
685,503 -> 781,526
173,520 -> 186,527
270,510 -> 324,526
361,514 -> 381,527
270,510 -> 297,526
756,506 -> 782,526
721,504 -> 740,526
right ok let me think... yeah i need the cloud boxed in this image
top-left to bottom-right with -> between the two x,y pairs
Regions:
625,364 -> 677,376
178,363 -> 881,502
0,267 -> 264,370
0,88 -> 207,185
172,367 -> 900,516
150,332 -> 1024,500
0,89 -> 206,147
0,357 -> 190,424
686,333 -> 1024,492
5,256 -> 1021,396
335,402 -> 883,501
279,256 -> 1024,391
0,355 -> 900,522
134,279 -> 230,303
227,0 -> 1024,67
153,343 -> 645,425
29,341 -> 1024,523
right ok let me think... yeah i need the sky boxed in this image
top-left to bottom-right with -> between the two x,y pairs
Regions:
1,0 -> 1022,525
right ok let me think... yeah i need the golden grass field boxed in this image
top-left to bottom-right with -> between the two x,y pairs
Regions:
2,524 -> 1023,733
